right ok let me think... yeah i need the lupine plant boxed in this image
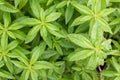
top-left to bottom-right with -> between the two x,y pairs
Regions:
0,0 -> 120,80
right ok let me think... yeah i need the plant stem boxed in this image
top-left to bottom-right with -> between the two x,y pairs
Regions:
98,66 -> 102,80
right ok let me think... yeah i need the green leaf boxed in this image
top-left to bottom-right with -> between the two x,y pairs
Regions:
112,40 -> 120,50
33,61 -> 54,69
71,15 -> 92,27
47,0 -> 53,6
68,49 -> 94,61
46,23 -> 59,31
99,8 -> 116,17
46,12 -> 61,22
30,42 -> 46,64
0,2 -> 19,13
110,18 -> 120,25
18,0 -> 28,9
1,32 -> 8,50
114,77 -> 120,80
7,31 -> 16,39
31,70 -> 38,80
8,23 -> 25,30
3,12 -> 11,27
12,60 -> 27,69
55,43 -> 63,55
102,70 -> 118,77
112,57 -> 120,72
20,70 -> 30,80
25,25 -> 40,43
14,0 -> 20,8
71,1 -> 93,14
48,28 -> 65,38
0,61 -> 4,68
87,54 -> 98,70
89,20 -> 103,45
5,57 -> 14,73
0,0 -> 4,5
29,0 -> 41,19
101,39 -> 112,50
40,8 -> 45,21
56,1 -> 67,8
9,49 -> 29,65
110,0 -> 120,2
40,26 -> 48,44
68,34 -> 94,49
0,69 -> 15,79
14,17 -> 40,26
12,30 -> 26,40
0,23 -> 4,29
7,40 -> 18,51
97,17 -> 112,34
65,5 -> 74,24
82,72 -> 92,80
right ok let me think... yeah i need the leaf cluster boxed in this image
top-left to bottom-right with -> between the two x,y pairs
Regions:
0,0 -> 120,80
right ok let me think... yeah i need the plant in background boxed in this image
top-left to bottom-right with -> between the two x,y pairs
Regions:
0,0 -> 120,80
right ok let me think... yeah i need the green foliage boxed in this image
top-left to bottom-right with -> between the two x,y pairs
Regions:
0,0 -> 120,80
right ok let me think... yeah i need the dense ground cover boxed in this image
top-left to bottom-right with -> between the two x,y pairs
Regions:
0,0 -> 120,80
